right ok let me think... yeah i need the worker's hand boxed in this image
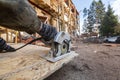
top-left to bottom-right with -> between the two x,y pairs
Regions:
0,38 -> 16,52
38,24 -> 58,41
0,0 -> 39,34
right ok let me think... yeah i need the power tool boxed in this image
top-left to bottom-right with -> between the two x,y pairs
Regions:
41,31 -> 71,62
0,31 -> 71,63
17,31 -> 71,62
0,0 -> 72,62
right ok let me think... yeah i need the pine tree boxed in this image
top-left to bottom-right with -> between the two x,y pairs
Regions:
83,0 -> 105,33
114,23 -> 120,35
96,0 -> 105,23
87,0 -> 96,29
100,5 -> 118,36
82,19 -> 88,33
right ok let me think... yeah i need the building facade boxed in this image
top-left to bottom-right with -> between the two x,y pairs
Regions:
0,0 -> 80,42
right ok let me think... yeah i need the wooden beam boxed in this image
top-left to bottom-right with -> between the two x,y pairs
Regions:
29,0 -> 58,17
15,31 -> 18,44
10,32 -> 12,42
61,0 -> 65,31
6,29 -> 8,42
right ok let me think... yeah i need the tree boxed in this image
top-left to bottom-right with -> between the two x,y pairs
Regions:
100,5 -> 118,36
114,23 -> 120,35
83,8 -> 88,18
82,19 -> 88,33
82,0 -> 97,33
87,0 -> 96,28
96,0 -> 105,23
83,0 -> 105,33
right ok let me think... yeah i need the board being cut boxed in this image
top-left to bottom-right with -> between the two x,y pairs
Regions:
0,43 -> 78,80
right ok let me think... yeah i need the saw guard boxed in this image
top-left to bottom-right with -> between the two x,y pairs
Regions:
54,31 -> 71,52
40,32 -> 71,62
54,31 -> 71,44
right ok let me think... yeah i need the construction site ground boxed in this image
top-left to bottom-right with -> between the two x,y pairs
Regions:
45,40 -> 120,80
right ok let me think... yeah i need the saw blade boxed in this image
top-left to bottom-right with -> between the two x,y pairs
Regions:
53,40 -> 69,57
60,41 -> 68,54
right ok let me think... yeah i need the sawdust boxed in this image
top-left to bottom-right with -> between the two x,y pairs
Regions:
45,41 -> 120,80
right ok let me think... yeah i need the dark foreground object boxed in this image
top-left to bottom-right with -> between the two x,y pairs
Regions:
0,0 -> 57,41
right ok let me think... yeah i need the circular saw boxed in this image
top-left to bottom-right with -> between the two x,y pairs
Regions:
41,31 -> 71,62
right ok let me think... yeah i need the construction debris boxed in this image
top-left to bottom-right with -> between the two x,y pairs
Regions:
103,43 -> 120,47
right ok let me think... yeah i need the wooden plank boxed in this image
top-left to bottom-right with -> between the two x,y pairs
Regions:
0,44 -> 78,80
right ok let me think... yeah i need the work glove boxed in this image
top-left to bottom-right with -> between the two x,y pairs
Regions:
0,0 -> 58,42
0,0 -> 39,34
0,38 -> 16,52
38,24 -> 58,41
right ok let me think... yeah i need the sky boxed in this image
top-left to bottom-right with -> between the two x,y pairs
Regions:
72,0 -> 120,34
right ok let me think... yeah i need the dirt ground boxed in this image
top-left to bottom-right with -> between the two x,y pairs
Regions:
45,41 -> 120,80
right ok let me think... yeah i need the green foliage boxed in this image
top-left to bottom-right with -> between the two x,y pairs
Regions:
96,0 -> 105,23
114,23 -> 120,35
83,0 -> 105,33
83,8 -> 88,17
100,5 -> 118,36
87,0 -> 96,27
82,19 -> 88,32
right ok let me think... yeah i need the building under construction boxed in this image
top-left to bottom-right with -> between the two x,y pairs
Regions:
0,0 -> 80,43
0,1 -> 79,79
